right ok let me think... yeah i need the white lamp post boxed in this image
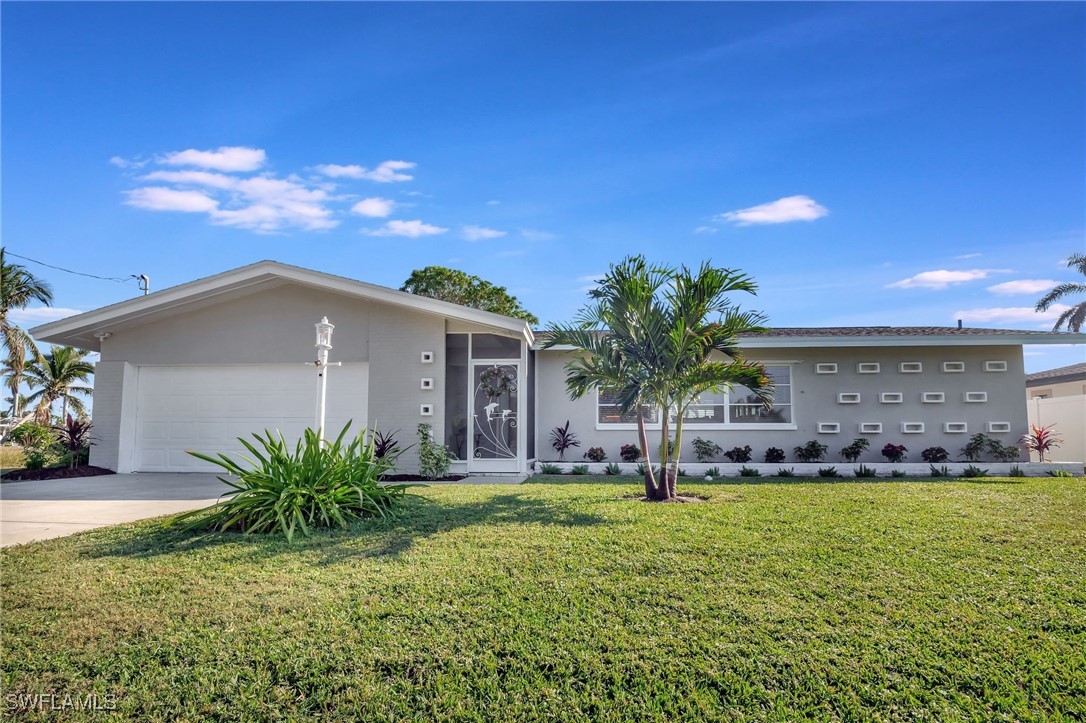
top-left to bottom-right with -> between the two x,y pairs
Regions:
312,317 -> 341,441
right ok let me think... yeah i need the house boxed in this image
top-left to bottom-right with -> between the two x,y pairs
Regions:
30,261 -> 1085,474
1026,362 -> 1086,462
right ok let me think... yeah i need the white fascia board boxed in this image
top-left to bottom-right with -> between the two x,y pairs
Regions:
735,334 -> 1083,348
31,260 -> 532,348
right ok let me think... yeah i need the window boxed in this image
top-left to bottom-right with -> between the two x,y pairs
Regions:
857,362 -> 880,374
922,392 -> 945,403
984,361 -> 1008,372
943,422 -> 968,433
817,422 -> 840,434
942,361 -> 965,373
815,363 -> 838,374
837,392 -> 861,404
899,362 -> 923,373
596,389 -> 660,426
859,422 -> 883,434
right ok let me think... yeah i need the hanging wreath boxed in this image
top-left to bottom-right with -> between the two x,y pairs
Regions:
479,365 -> 516,398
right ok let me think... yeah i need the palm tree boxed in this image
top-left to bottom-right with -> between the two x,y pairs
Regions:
545,256 -> 772,501
1035,253 -> 1086,332
1,249 -> 53,418
24,346 -> 94,424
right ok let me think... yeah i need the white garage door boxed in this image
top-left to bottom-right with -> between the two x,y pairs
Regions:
134,364 -> 368,472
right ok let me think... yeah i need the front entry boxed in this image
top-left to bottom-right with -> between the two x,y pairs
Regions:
468,361 -> 520,473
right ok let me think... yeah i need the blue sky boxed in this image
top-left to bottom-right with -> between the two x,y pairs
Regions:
3,2 -> 1084,372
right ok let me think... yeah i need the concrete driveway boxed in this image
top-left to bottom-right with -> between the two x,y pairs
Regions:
1,473 -> 230,547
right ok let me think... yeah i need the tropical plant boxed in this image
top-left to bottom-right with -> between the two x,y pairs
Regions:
1021,424 -> 1062,462
604,462 -> 622,475
1008,465 -> 1026,478
738,466 -> 761,477
24,346 -> 94,423
794,440 -> 828,463
179,423 -> 415,542
723,445 -> 753,463
929,464 -> 950,478
53,414 -> 92,468
989,440 -> 1021,463
691,437 -> 722,463
961,465 -> 989,478
584,446 -> 607,462
619,444 -> 641,462
570,464 -> 589,475
549,421 -> 580,461
776,467 -> 796,477
880,444 -> 908,463
1034,252 -> 1086,332
764,447 -> 786,463
539,463 -> 562,475
544,256 -> 771,501
839,438 -> 870,463
705,466 -> 721,478
7,422 -> 56,449
417,423 -> 452,480
1,250 -> 53,419
890,469 -> 907,478
400,266 -> 539,325
370,429 -> 400,460
1047,468 -> 1074,478
818,466 -> 841,478
921,446 -> 949,463
960,433 -> 989,462
854,464 -> 878,478
23,446 -> 60,471
677,468 -> 689,477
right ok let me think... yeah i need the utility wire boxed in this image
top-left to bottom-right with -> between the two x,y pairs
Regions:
3,250 -> 139,286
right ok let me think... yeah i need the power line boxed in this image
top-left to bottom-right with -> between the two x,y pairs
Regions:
3,250 -> 139,286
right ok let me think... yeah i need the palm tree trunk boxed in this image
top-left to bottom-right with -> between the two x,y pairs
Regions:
669,413 -> 685,498
61,394 -> 68,424
636,413 -> 661,499
656,414 -> 673,500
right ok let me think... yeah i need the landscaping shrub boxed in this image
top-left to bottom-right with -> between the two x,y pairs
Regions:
691,437 -> 723,463
961,465 -> 989,478
738,466 -> 761,477
1022,424 -> 1062,463
619,444 -> 641,462
539,463 -> 562,475
818,466 -> 841,478
570,464 -> 589,475
764,447 -> 786,463
723,445 -> 753,463
921,446 -> 949,463
23,446 -> 60,471
371,429 -> 399,460
794,440 -> 828,463
705,466 -> 722,478
853,464 -> 877,478
890,469 -> 907,478
417,423 -> 453,480
929,464 -> 950,478
583,446 -> 607,462
180,423 -> 414,542
776,467 -> 796,477
1008,465 -> 1026,478
881,443 -> 908,463
1047,468 -> 1074,478
604,462 -> 621,475
840,438 -> 870,463
550,421 -> 580,461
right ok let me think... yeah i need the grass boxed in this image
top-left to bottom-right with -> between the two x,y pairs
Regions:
4,476 -> 1085,720
0,444 -> 26,470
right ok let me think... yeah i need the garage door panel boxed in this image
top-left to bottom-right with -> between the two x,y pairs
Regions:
135,364 -> 368,472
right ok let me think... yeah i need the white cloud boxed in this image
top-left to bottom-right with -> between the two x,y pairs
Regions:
954,252 -> 982,259
351,197 -> 397,218
362,220 -> 447,238
953,304 -> 1071,325
987,279 -> 1059,295
109,156 -> 147,170
125,187 -> 219,213
9,307 -> 83,325
694,226 -> 718,234
716,195 -> 828,226
159,146 -> 266,172
520,228 -> 557,241
486,200 -> 501,205
462,225 -> 506,241
888,269 -> 1000,290
313,160 -> 416,182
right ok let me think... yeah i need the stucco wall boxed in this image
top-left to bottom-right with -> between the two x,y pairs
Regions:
535,345 -> 1028,465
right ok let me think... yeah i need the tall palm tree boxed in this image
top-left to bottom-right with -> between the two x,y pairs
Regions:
1035,253 -> 1086,332
1,249 -> 54,418
24,346 -> 94,424
546,256 -> 772,501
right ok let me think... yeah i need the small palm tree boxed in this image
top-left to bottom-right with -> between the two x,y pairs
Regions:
1035,253 -> 1086,332
1,249 -> 54,418
24,346 -> 94,423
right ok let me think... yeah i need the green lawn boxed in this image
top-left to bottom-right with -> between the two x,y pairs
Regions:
3,477 -> 1085,721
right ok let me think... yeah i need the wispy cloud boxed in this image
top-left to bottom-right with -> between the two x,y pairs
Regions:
9,307 -> 83,325
520,228 -> 557,241
125,187 -> 219,213
351,197 -> 396,218
716,195 -> 828,226
987,279 -> 1058,296
486,200 -> 501,206
694,226 -> 718,234
362,220 -> 447,238
954,252 -> 982,259
160,146 -> 266,172
109,155 -> 148,170
462,225 -> 506,241
953,304 -> 1070,326
313,160 -> 416,182
888,268 -> 1005,290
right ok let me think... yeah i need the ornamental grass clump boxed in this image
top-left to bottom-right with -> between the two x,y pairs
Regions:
180,423 -> 417,542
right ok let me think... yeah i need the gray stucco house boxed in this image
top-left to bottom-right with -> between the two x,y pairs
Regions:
29,261 -> 1083,474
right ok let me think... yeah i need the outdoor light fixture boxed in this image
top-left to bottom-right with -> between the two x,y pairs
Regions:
316,317 -> 334,350
310,317 -> 341,441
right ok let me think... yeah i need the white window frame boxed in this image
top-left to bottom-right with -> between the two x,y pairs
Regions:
880,392 -> 904,404
859,422 -> 883,434
857,362 -> 880,374
817,422 -> 840,434
943,422 -> 968,433
837,392 -> 861,404
984,361 -> 1008,372
963,391 -> 988,403
899,361 -> 923,373
815,363 -> 838,374
901,422 -> 925,434
942,361 -> 965,373
922,392 -> 945,403
594,390 -> 662,431
987,422 -> 1011,433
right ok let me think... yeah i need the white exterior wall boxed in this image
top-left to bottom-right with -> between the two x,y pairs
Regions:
1027,395 -> 1085,463
535,345 -> 1029,465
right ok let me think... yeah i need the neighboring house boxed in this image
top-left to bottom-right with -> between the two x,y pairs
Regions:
30,261 -> 1085,474
1026,362 -> 1086,463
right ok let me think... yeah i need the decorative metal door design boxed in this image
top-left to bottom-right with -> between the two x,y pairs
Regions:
470,362 -> 518,461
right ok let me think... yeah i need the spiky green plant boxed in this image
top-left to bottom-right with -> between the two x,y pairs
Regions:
178,423 -> 417,542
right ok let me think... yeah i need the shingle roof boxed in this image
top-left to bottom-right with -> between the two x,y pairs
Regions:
1026,362 -> 1086,386
736,326 -> 1065,338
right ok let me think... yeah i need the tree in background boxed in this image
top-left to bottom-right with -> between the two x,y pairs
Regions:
1035,253 -> 1086,332
401,266 -> 539,325
24,346 -> 94,423
1,249 -> 54,418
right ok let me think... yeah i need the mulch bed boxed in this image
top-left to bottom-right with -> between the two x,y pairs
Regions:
381,474 -> 468,482
1,465 -> 116,482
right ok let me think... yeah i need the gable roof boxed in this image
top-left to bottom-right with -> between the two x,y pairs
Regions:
30,260 -> 534,351
1026,362 -> 1086,386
